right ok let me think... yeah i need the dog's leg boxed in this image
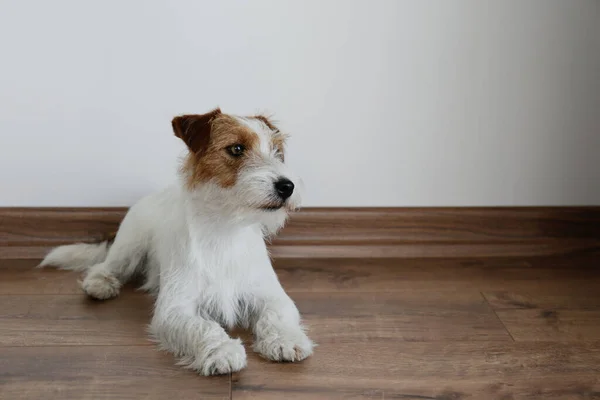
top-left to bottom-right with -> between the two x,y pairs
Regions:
150,300 -> 247,376
81,212 -> 148,300
251,288 -> 314,362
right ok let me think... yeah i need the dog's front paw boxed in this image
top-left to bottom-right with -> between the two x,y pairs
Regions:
81,269 -> 120,300
195,338 -> 247,376
253,329 -> 314,362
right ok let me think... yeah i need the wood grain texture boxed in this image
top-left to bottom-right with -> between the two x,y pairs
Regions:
276,207 -> 600,242
288,291 -> 510,343
229,290 -> 510,344
0,288 -> 508,347
2,207 -> 600,259
274,257 -> 600,293
482,276 -> 600,343
495,309 -> 600,342
2,256 -> 599,295
0,260 -> 84,294
484,289 -> 600,311
0,255 -> 599,399
484,287 -> 600,342
0,346 -> 230,400
0,294 -> 152,346
232,341 -> 600,400
0,208 -> 124,247
269,239 -> 600,258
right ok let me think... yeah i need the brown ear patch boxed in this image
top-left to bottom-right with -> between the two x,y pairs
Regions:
253,115 -> 277,131
180,114 -> 260,189
172,108 -> 221,154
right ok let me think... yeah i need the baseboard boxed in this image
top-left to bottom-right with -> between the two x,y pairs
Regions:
1,207 -> 599,259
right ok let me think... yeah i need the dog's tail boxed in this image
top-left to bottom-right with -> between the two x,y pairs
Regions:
38,233 -> 115,272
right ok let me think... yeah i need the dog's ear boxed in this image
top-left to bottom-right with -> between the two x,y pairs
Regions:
253,115 -> 277,131
172,108 -> 222,153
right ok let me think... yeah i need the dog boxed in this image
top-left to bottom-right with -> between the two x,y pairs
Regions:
39,107 -> 313,375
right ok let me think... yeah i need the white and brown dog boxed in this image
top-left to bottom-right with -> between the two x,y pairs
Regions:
39,108 -> 313,375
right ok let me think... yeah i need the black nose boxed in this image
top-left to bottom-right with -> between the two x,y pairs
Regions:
274,178 -> 294,200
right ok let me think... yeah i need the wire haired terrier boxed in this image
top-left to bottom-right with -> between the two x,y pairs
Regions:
39,108 -> 314,375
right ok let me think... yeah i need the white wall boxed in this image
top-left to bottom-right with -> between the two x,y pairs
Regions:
1,0 -> 599,207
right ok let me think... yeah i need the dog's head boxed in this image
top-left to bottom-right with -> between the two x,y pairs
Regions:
172,108 -> 302,233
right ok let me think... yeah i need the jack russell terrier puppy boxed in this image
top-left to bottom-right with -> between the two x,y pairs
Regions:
39,108 -> 313,375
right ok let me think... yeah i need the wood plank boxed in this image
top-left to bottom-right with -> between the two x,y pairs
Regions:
290,291 -> 510,343
495,309 -> 600,342
0,346 -> 230,400
2,257 -> 599,295
0,290 -> 508,346
2,207 -> 600,259
0,260 -> 82,294
484,290 -> 600,310
7,241 -> 600,260
0,294 -> 152,346
232,290 -> 510,343
0,253 -> 598,398
0,294 -> 153,320
3,207 -> 599,246
0,208 -> 124,247
232,341 -> 600,399
0,259 -> 153,295
276,207 -> 600,243
269,239 -> 600,258
274,257 -> 600,293
483,283 -> 600,342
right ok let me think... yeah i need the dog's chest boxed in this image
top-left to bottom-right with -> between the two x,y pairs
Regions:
191,256 -> 256,328
192,255 -> 250,294
188,227 -> 268,326
191,229 -> 264,282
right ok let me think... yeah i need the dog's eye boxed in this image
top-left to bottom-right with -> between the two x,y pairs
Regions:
227,144 -> 245,157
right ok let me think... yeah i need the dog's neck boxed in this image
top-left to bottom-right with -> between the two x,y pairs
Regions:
178,182 -> 272,235
174,173 -> 289,239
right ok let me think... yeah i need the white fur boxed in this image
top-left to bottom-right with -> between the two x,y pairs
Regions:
235,116 -> 273,155
39,119 -> 312,375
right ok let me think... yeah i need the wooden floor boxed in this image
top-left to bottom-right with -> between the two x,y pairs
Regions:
1,255 -> 599,399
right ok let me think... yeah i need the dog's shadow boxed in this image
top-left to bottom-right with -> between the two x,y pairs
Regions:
78,278 -> 154,321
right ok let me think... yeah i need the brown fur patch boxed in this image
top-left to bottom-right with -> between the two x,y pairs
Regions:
172,108 -> 221,154
253,114 -> 277,131
178,114 -> 260,189
271,134 -> 286,162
